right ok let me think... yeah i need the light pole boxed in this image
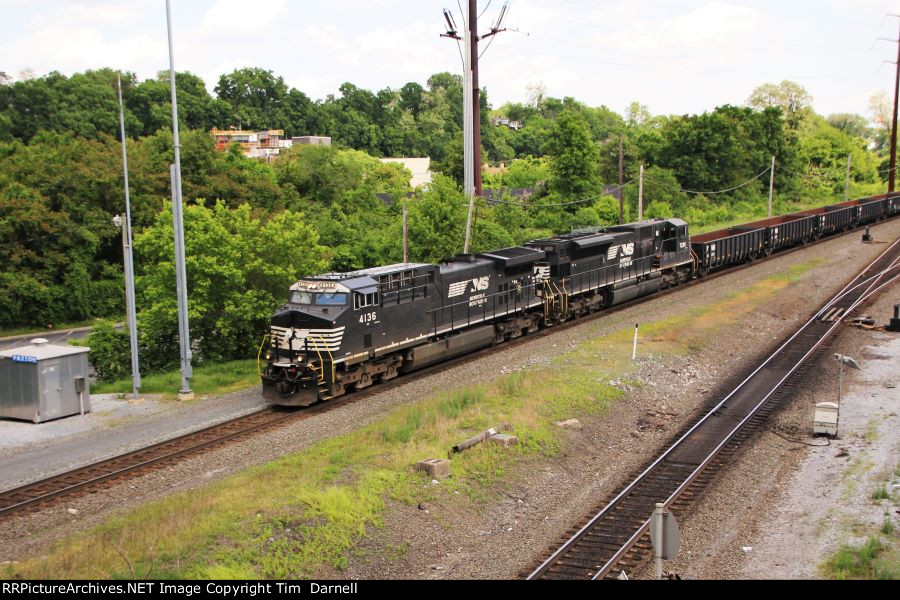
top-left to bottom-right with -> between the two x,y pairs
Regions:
112,214 -> 140,399
166,0 -> 193,400
115,74 -> 140,400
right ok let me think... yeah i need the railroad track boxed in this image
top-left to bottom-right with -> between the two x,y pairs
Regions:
0,407 -> 300,519
527,238 -> 900,580
0,221 -> 894,522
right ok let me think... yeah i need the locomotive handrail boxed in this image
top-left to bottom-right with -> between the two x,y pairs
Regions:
256,333 -> 270,377
314,334 -> 336,384
307,336 -> 327,383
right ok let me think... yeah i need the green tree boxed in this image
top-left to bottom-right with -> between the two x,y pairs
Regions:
407,174 -> 466,263
747,80 -> 812,130
543,109 -> 601,200
134,201 -> 328,372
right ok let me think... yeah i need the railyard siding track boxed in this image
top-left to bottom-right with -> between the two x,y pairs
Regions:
0,220 -> 895,521
527,239 -> 900,580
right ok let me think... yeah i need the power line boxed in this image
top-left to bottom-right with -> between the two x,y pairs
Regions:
642,165 -> 774,196
480,179 -> 637,208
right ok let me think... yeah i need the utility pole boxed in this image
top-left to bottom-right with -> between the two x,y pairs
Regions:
845,154 -> 852,202
891,19 -> 900,193
618,135 -> 625,224
462,20 -> 475,254
442,2 -> 508,254
768,155 -> 776,218
116,74 -> 140,400
469,0 -> 483,198
638,164 -> 644,221
402,203 -> 409,264
166,0 -> 193,401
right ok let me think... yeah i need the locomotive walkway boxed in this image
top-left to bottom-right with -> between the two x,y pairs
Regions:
527,238 -> 900,580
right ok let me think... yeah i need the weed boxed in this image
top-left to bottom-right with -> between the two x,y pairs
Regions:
873,484 -> 890,502
822,537 -> 898,580
882,512 -> 894,536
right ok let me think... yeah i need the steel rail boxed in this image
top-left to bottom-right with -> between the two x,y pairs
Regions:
0,408 -> 293,518
528,238 -> 899,580
593,252 -> 899,579
590,242 -> 900,579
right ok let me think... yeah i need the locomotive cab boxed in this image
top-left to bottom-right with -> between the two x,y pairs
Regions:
262,264 -> 435,407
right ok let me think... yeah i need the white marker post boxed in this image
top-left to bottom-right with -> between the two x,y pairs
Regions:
654,503 -> 664,580
632,324 -> 639,360
650,502 -> 681,580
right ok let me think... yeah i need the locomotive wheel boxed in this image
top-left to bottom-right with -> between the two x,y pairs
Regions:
353,373 -> 373,390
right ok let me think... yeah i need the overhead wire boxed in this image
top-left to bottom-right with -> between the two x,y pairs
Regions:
641,165 -> 774,196
479,179 -> 636,208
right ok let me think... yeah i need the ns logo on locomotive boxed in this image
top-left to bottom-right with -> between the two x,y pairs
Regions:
260,193 -> 898,407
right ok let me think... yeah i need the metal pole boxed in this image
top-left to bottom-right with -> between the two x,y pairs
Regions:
845,154 -> 852,202
166,0 -> 193,399
632,324 -> 639,360
838,357 -> 843,404
768,155 -> 776,217
462,13 -> 476,255
402,202 -> 409,264
638,164 -> 644,221
654,503 -> 664,580
469,0 -> 483,198
618,135 -> 625,224
890,20 -> 900,193
117,74 -> 141,399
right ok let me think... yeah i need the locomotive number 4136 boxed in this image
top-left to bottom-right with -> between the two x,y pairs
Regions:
360,312 -> 378,324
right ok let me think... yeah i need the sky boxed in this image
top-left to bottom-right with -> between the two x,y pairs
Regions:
3,0 -> 900,120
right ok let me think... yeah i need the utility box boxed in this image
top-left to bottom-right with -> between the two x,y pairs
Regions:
0,339 -> 91,423
813,402 -> 839,437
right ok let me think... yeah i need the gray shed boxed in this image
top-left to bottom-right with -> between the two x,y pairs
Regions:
0,338 -> 91,423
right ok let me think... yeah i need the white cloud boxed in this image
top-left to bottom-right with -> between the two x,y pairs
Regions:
607,2 -> 759,53
199,0 -> 287,36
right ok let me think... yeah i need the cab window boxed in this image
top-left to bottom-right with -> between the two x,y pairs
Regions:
290,291 -> 313,305
354,292 -> 380,309
315,293 -> 348,306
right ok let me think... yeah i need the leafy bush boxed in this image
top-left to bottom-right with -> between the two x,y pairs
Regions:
82,321 -> 132,383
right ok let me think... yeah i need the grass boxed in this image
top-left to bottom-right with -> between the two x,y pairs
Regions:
2,262 -> 820,580
872,484 -> 890,502
91,359 -> 259,400
882,512 -> 894,536
822,537 -> 899,580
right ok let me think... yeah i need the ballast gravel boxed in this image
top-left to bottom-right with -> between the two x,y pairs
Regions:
0,219 -> 897,578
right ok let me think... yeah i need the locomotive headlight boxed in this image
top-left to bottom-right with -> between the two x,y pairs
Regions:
265,351 -> 271,360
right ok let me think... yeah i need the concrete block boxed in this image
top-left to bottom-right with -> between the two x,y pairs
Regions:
555,419 -> 583,430
490,433 -> 519,448
416,458 -> 451,479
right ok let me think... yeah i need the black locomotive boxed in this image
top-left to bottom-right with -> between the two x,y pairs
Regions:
262,218 -> 690,406
261,194 -> 898,407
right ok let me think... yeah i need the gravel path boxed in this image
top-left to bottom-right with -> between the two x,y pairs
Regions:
0,391 -> 266,490
1,220 -> 897,576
